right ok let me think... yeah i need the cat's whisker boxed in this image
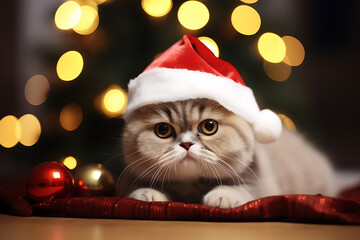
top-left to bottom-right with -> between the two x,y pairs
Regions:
123,150 -> 142,159
219,161 -> 243,186
199,149 -> 224,185
116,156 -> 148,189
117,155 -> 160,190
118,153 -> 162,182
129,158 -> 169,188
157,160 -> 175,189
205,155 -> 239,186
160,163 -> 172,192
197,158 -> 206,177
199,157 -> 212,180
205,160 -> 223,186
149,164 -> 162,188
101,151 -> 124,166
122,148 -> 173,184
200,149 -> 243,186
173,159 -> 178,175
149,161 -> 169,188
220,153 -> 264,187
215,157 -> 244,186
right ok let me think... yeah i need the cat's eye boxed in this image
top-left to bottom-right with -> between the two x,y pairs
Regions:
154,123 -> 174,138
199,119 -> 218,135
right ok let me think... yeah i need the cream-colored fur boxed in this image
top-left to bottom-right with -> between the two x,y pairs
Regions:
117,99 -> 336,208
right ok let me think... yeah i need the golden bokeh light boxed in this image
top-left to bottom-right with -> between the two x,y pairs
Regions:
54,1 -> 81,30
258,32 -> 286,63
92,170 -> 102,180
141,0 -> 173,17
282,36 -> 305,66
177,1 -> 210,30
0,115 -> 20,148
17,114 -> 41,147
63,156 -> 78,170
76,0 -> 99,10
198,36 -> 219,57
73,5 -> 99,35
241,0 -> 258,4
263,60 -> 292,82
56,51 -> 84,81
278,114 -> 296,131
24,74 -> 50,106
103,88 -> 126,113
96,86 -> 127,118
60,103 -> 83,131
231,5 -> 261,35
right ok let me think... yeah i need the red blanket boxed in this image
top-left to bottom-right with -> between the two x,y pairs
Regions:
1,184 -> 360,224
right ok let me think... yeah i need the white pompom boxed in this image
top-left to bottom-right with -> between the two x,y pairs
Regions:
252,109 -> 282,144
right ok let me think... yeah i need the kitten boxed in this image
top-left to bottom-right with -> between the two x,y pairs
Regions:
117,98 -> 336,208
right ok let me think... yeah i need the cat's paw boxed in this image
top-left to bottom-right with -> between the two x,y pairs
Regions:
129,188 -> 169,202
203,186 -> 251,209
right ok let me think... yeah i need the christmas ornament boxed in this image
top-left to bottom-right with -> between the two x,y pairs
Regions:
26,161 -> 74,202
125,34 -> 282,143
74,164 -> 115,196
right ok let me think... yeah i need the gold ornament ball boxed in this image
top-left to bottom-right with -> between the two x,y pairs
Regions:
74,164 -> 115,196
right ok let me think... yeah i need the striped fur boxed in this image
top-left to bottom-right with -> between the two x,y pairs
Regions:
117,99 -> 336,208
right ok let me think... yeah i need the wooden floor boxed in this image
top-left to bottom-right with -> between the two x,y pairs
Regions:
0,214 -> 359,240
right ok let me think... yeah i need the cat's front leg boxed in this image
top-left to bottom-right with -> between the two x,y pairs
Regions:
129,188 -> 169,202
203,185 -> 254,209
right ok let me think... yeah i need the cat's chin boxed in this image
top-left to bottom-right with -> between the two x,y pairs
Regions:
170,160 -> 202,181
180,154 -> 196,163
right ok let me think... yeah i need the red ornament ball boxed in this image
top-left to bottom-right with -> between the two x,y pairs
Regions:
26,161 -> 74,202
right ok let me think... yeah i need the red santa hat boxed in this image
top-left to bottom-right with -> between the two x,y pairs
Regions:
125,35 -> 282,143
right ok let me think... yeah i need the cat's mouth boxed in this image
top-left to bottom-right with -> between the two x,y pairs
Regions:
180,152 -> 196,163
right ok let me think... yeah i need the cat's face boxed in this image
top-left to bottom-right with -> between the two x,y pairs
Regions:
122,99 -> 255,183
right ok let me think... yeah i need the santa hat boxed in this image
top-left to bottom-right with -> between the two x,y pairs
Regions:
125,35 -> 282,143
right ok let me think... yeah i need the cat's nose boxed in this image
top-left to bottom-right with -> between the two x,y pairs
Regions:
180,142 -> 193,151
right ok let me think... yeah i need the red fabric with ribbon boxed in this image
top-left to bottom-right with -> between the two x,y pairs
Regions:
1,184 -> 360,224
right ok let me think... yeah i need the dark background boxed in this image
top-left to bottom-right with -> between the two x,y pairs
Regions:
0,0 -> 359,180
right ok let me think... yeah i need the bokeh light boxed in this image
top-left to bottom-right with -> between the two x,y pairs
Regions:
231,5 -> 261,35
278,114 -> 296,131
77,0 -> 99,10
73,5 -> 99,35
282,36 -> 305,66
0,115 -> 20,148
63,156 -> 78,170
263,60 -> 292,82
241,0 -> 258,4
258,32 -> 286,63
141,0 -> 173,17
56,51 -> 84,81
24,74 -> 50,106
96,86 -> 127,118
103,88 -> 127,113
198,36 -> 219,57
60,103 -> 83,131
92,169 -> 102,180
54,1 -> 81,30
177,1 -> 210,30
17,114 -> 41,147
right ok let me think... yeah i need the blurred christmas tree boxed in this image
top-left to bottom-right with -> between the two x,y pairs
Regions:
3,0 -> 312,177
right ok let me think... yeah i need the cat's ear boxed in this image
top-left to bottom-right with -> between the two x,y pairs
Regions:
252,109 -> 282,144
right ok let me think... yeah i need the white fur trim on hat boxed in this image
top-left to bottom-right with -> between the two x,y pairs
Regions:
252,109 -> 282,143
125,67 -> 282,143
